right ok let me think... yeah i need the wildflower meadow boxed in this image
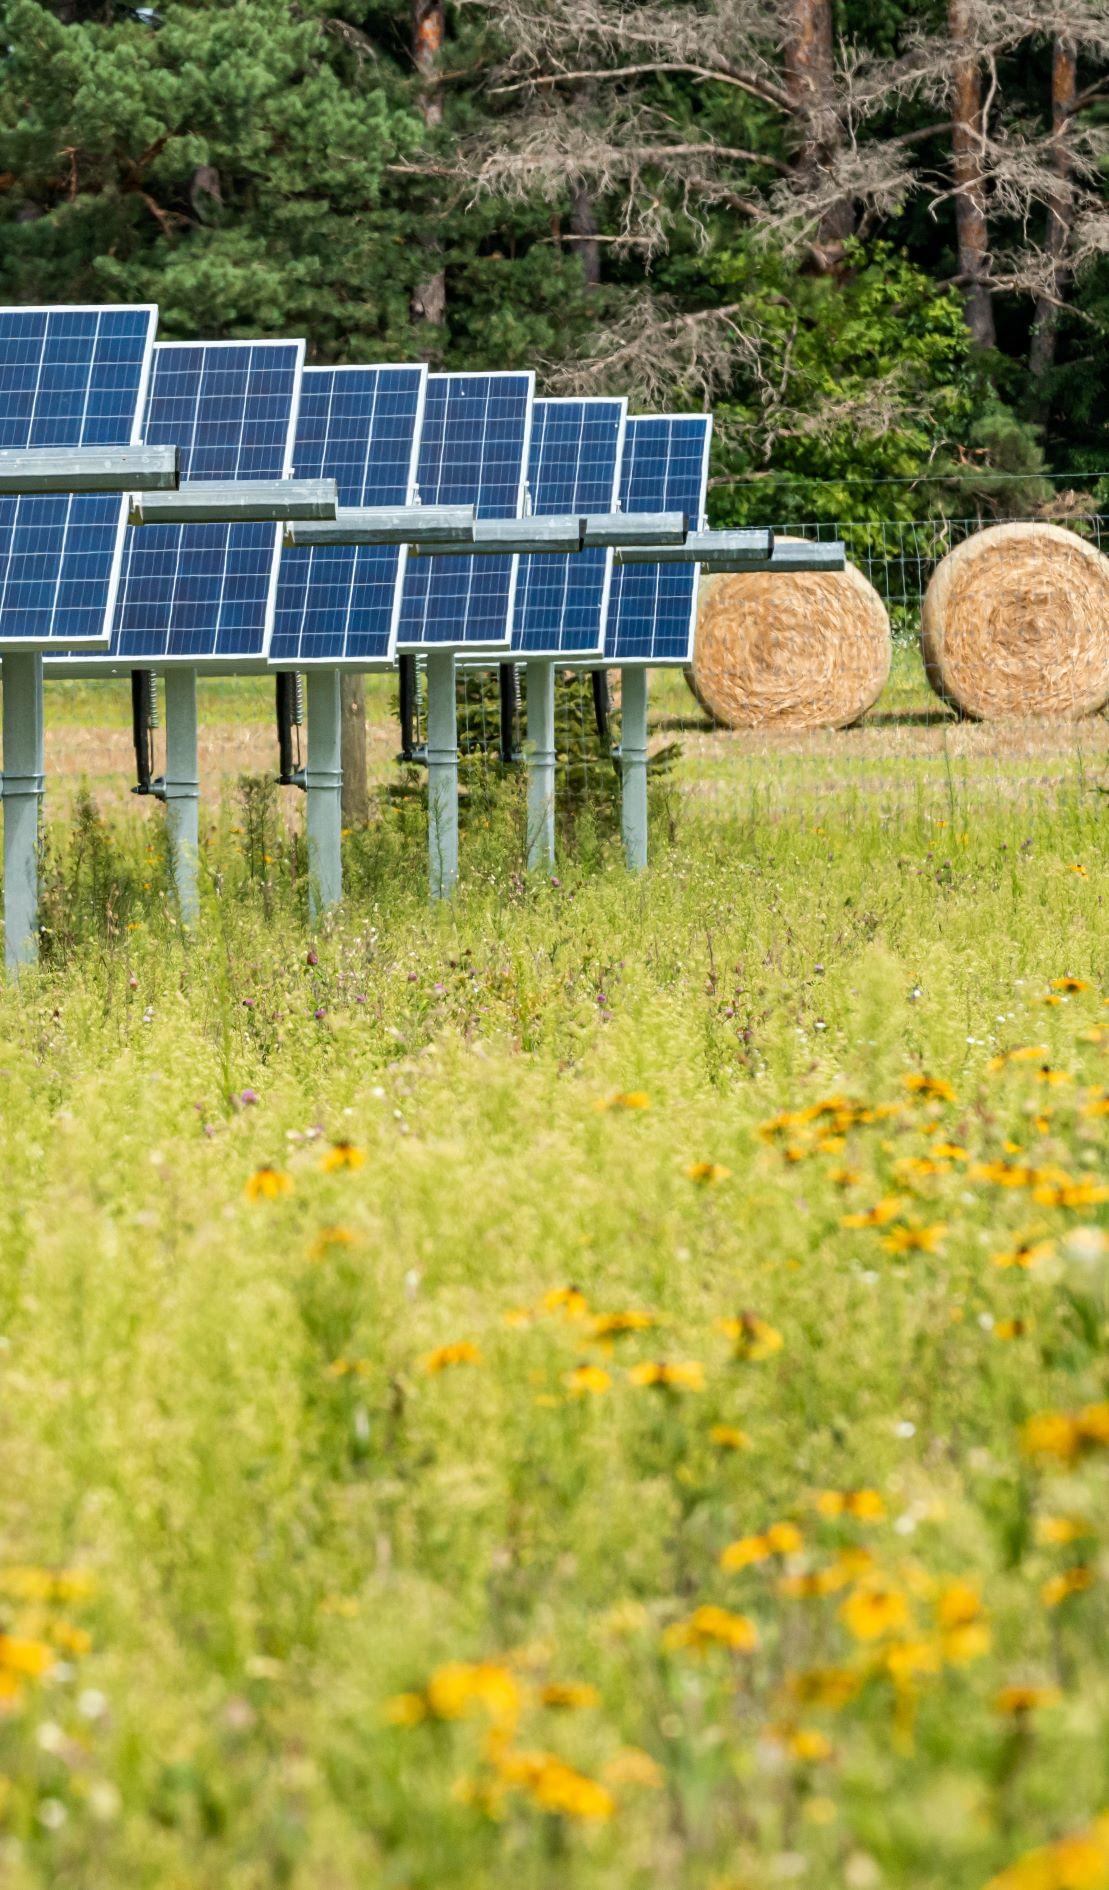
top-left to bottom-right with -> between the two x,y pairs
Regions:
0,675 -> 1106,1890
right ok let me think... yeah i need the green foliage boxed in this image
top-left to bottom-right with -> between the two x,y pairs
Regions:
708,245 -> 985,526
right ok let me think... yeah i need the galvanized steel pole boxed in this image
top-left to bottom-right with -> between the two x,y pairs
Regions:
620,667 -> 649,873
2,651 -> 45,972
425,649 -> 459,900
163,667 -> 201,927
306,669 -> 343,919
525,660 -> 556,871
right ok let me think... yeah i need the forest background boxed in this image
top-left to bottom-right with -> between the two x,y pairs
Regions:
1,0 -> 1108,529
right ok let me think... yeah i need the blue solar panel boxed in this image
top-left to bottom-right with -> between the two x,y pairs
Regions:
61,338 -> 303,668
604,415 -> 712,666
0,305 -> 157,648
512,397 -> 625,659
398,372 -> 533,651
270,364 -> 426,668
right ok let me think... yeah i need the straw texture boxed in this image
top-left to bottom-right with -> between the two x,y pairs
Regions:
688,542 -> 891,729
921,523 -> 1109,720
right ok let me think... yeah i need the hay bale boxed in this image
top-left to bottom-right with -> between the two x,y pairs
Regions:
921,523 -> 1109,720
688,541 -> 891,729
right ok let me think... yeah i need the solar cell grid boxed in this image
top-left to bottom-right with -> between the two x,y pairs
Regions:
603,414 -> 712,666
398,372 -> 533,651
270,364 -> 426,668
0,305 -> 157,648
60,338 -> 304,668
513,397 -> 625,659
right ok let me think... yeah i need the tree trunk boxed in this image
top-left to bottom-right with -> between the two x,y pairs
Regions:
410,0 -> 446,330
340,673 -> 369,825
569,183 -> 601,291
947,0 -> 996,350
1028,35 -> 1078,396
782,0 -> 852,267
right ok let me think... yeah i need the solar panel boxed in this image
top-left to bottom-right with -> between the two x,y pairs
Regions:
269,364 -> 426,669
512,397 -> 625,659
0,305 -> 157,648
603,415 -> 712,666
54,338 -> 304,670
397,372 -> 533,652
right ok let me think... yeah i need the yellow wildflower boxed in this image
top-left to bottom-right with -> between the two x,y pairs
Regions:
883,1638 -> 942,1683
988,1045 -> 1052,1073
309,1225 -> 358,1259
815,1489 -> 886,1522
563,1363 -> 611,1397
994,1318 -> 1031,1341
993,1237 -> 1054,1270
721,1534 -> 772,1571
994,1684 -> 1063,1717
1023,1404 -> 1109,1463
880,1223 -> 947,1254
839,1581 -> 909,1642
1051,977 -> 1089,993
319,1141 -> 365,1172
903,1074 -> 956,1102
425,1662 -> 520,1724
842,1196 -> 908,1229
984,1816 -> 1109,1890
718,1311 -> 784,1361
539,1681 -> 600,1710
244,1165 -> 293,1201
937,1581 -> 990,1663
588,1310 -> 657,1342
662,1605 -> 758,1653
1033,1180 -> 1109,1209
496,1748 -> 614,1821
1035,1516 -> 1091,1547
709,1424 -> 751,1451
1041,1567 -> 1094,1610
0,1634 -> 55,1679
685,1161 -> 731,1184
419,1340 -> 483,1374
595,1090 -> 651,1112
785,1667 -> 861,1710
542,1286 -> 589,1321
627,1360 -> 705,1391
765,1521 -> 804,1555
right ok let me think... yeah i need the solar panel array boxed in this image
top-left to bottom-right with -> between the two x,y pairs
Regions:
398,372 -> 533,651
604,414 -> 712,665
270,364 -> 426,669
512,397 -> 625,659
79,338 -> 303,668
0,304 -> 157,648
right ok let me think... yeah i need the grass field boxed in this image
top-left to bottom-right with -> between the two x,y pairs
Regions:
0,658 -> 1106,1890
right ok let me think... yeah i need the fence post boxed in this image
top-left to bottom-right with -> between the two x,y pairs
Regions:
620,666 -> 649,872
525,659 -> 556,870
2,650 -> 45,972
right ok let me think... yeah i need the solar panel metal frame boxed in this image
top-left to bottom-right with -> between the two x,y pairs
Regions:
395,370 -> 535,656
269,362 -> 428,672
0,303 -> 159,651
48,336 -> 306,677
508,395 -> 627,662
584,412 -> 713,670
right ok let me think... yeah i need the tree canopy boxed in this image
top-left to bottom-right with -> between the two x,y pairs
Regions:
2,0 -> 1107,522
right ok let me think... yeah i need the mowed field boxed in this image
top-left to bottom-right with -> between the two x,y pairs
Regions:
0,654 -> 1106,1890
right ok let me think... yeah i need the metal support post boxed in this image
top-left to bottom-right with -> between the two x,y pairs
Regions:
426,649 -> 459,901
525,660 -> 556,871
2,651 -> 45,972
163,667 -> 201,927
306,668 -> 343,920
619,666 -> 649,873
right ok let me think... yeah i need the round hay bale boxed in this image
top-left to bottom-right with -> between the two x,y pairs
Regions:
688,541 -> 891,729
921,523 -> 1109,720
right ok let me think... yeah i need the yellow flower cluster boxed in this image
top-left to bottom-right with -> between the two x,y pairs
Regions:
985,1812 -> 1109,1890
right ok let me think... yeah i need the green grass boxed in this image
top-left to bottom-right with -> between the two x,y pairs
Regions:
0,726 -> 1106,1890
